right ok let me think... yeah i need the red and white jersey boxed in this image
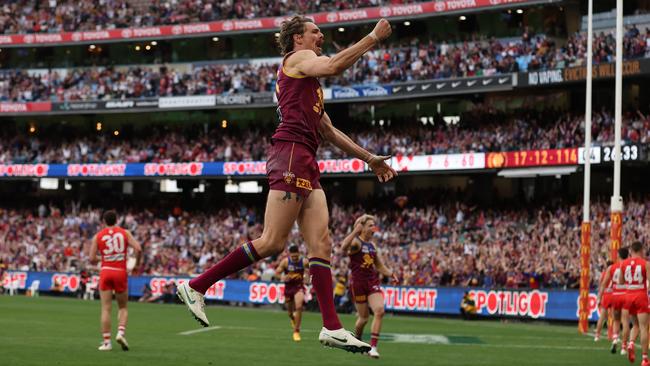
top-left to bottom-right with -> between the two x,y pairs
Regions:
620,257 -> 648,292
609,262 -> 624,292
96,226 -> 129,270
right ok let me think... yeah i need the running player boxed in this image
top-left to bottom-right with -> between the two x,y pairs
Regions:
598,247 -> 629,354
600,248 -> 630,354
176,16 -> 395,353
275,244 -> 309,342
619,241 -> 650,365
89,210 -> 142,351
340,214 -> 398,359
595,260 -> 614,341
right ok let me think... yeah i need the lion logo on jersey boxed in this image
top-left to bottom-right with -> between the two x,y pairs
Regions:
362,253 -> 375,269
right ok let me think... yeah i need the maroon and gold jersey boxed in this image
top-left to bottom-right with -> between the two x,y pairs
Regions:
272,51 -> 324,155
96,226 -> 128,270
349,237 -> 379,283
285,256 -> 305,285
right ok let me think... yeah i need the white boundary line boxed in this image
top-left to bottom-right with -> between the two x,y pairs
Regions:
178,326 -> 222,335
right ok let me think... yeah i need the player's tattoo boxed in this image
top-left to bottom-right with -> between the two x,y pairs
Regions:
282,191 -> 292,201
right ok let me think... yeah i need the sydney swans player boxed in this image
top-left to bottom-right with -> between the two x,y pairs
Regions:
341,214 -> 398,359
89,210 -> 142,351
596,247 -> 629,354
275,244 -> 310,342
619,241 -> 650,365
176,16 -> 396,353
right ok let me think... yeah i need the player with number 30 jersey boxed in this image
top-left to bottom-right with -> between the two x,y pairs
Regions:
89,211 -> 142,352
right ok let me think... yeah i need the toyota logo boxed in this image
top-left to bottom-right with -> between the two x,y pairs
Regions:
171,25 -> 182,35
326,12 -> 338,23
222,21 -> 233,31
71,32 -> 82,41
434,1 -> 446,11
121,29 -> 133,38
24,34 -> 34,43
489,0 -> 503,4
379,7 -> 392,17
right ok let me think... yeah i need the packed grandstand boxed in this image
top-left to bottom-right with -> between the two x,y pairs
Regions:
1,0 -> 649,328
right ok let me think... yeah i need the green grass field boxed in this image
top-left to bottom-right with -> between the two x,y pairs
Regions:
0,295 -> 624,365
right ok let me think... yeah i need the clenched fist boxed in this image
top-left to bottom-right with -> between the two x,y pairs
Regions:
370,18 -> 392,42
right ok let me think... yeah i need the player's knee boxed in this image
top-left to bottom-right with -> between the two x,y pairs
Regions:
258,234 -> 288,256
310,235 -> 332,257
295,304 -> 303,312
373,307 -> 385,317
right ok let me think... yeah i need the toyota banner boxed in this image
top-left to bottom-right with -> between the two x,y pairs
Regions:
0,1 -> 551,47
2,271 -> 605,321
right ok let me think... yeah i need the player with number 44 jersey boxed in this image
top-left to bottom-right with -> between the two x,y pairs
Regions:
619,241 -> 650,366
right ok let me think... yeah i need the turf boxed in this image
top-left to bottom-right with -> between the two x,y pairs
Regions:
0,295 -> 621,365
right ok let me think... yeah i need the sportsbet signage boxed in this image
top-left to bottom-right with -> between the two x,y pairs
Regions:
3,271 -> 610,321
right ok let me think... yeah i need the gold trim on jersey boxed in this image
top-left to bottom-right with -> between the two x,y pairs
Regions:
282,66 -> 307,79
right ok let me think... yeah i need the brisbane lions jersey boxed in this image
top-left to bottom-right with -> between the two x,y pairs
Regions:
272,51 -> 325,155
349,237 -> 380,283
285,257 -> 305,285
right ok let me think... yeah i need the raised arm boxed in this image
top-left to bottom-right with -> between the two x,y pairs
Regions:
319,112 -> 397,183
288,19 -> 392,77
341,219 -> 363,255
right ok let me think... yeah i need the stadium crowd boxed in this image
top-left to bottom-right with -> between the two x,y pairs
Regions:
1,193 -> 648,289
2,27 -> 649,102
1,0 -> 413,34
1,108 -> 648,164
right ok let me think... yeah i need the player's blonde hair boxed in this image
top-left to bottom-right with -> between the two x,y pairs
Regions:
356,214 -> 376,226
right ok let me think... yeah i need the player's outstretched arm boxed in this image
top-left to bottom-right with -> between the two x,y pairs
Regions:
292,19 -> 391,77
319,112 -> 397,182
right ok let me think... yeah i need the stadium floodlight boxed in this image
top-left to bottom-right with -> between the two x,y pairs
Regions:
160,179 -> 182,193
404,21 -> 411,26
497,166 -> 577,178
212,37 -> 219,42
239,181 -> 262,193
338,27 -> 345,32
578,0 -> 594,335
151,41 -> 157,46
459,16 -> 466,21
39,178 -> 59,190
225,181 -> 239,193
516,9 -> 523,14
